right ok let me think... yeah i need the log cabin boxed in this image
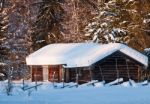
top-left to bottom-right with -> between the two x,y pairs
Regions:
26,43 -> 149,83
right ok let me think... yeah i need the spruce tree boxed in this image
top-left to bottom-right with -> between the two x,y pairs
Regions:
0,0 -> 9,78
31,0 -> 64,51
84,0 -> 131,43
84,0 -> 150,50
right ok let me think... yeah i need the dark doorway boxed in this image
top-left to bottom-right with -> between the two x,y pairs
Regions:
32,66 -> 43,81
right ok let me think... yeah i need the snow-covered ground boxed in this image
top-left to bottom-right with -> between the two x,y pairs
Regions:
0,81 -> 150,104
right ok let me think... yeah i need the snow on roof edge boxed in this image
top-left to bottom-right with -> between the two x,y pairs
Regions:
26,43 -> 148,68
119,44 -> 148,67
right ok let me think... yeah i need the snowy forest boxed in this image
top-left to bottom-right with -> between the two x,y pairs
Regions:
0,0 -> 150,80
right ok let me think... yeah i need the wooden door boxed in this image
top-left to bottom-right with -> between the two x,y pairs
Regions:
49,66 -> 62,82
32,66 -> 43,81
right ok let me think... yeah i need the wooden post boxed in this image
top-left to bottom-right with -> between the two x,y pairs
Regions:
99,66 -> 104,81
35,80 -> 37,91
76,74 -> 79,87
125,58 -> 130,80
62,66 -> 65,88
115,58 -> 119,83
35,68 -> 37,91
52,71 -> 55,87
59,66 -> 62,82
65,69 -> 69,82
125,58 -> 132,86
22,78 -> 25,90
89,67 -> 93,81
76,68 -> 79,87
137,66 -> 140,82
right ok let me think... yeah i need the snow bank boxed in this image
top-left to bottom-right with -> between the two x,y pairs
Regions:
94,81 -> 105,87
0,81 -> 150,104
121,79 -> 137,87
107,78 -> 123,86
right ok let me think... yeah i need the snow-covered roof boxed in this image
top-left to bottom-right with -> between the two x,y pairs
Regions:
26,43 -> 148,68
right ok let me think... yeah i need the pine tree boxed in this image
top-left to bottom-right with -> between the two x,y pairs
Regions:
0,0 -> 10,79
0,0 -> 8,65
0,0 -> 4,64
84,0 -> 150,50
0,0 -> 31,79
30,0 -> 98,46
84,0 -> 131,43
31,0 -> 64,51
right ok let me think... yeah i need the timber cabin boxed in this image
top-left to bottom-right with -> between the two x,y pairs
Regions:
26,43 -> 149,84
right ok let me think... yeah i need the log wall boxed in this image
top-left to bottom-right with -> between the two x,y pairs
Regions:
32,66 -> 43,81
92,51 -> 146,82
68,68 -> 91,84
